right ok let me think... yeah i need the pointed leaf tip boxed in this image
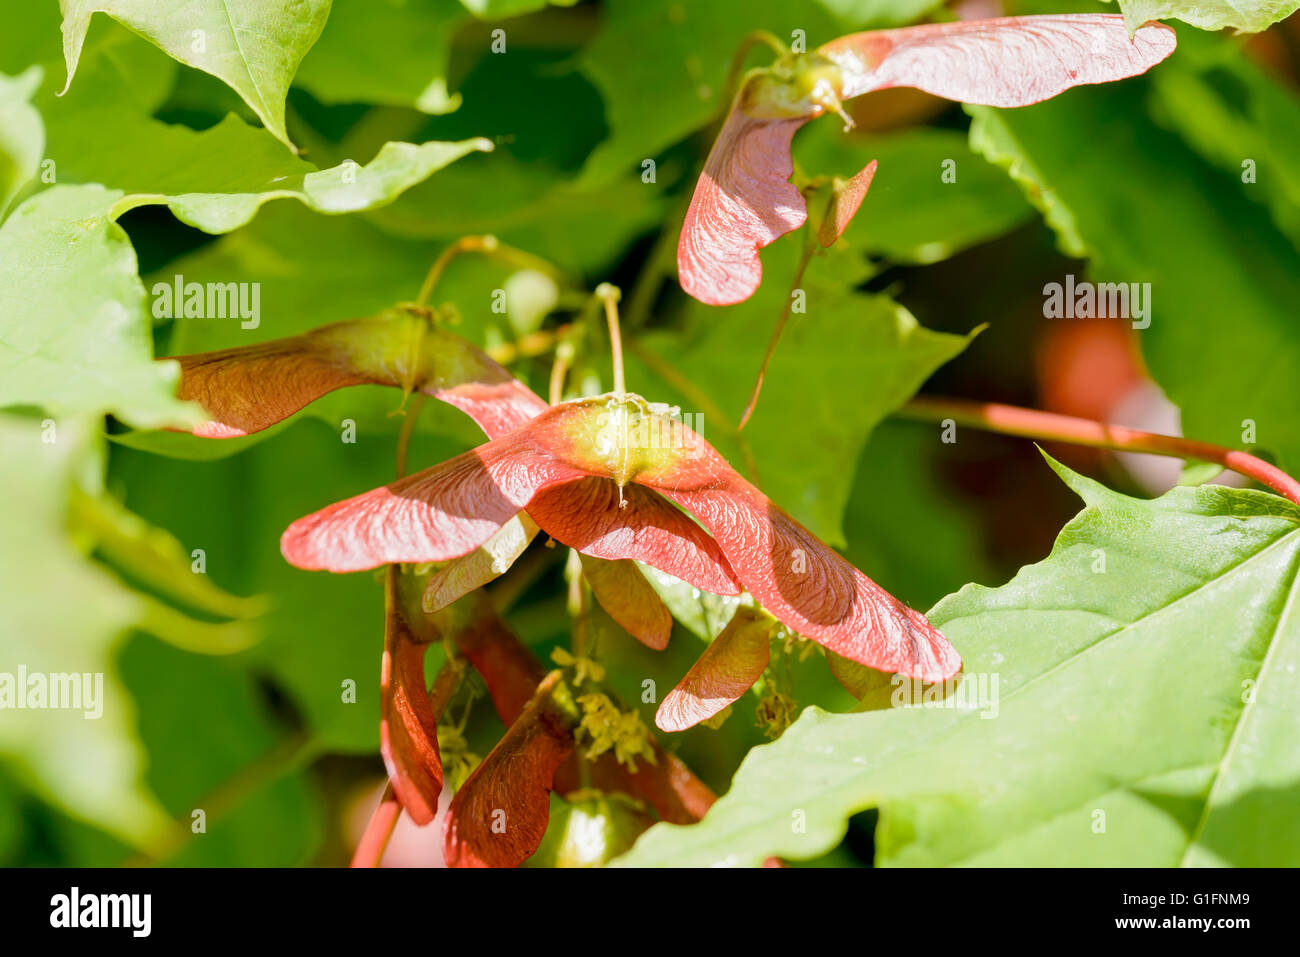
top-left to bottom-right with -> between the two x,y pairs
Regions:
58,0 -> 331,151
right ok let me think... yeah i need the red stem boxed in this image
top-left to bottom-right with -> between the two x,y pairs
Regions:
738,240 -> 816,431
351,785 -> 403,868
899,396 -> 1300,507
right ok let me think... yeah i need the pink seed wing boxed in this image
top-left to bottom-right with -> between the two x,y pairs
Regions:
579,555 -> 673,651
380,575 -> 443,825
656,606 -> 772,732
167,319 -> 545,440
171,338 -> 368,438
436,378 -> 548,440
443,678 -> 575,868
820,14 -> 1176,107
422,514 -> 541,613
819,160 -> 877,248
677,107 -> 811,306
638,423 -> 960,683
525,478 -> 741,597
280,431 -> 585,572
670,482 -> 960,682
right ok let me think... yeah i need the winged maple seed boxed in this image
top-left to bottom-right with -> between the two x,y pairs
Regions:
383,573 -> 714,865
280,392 -> 961,683
380,565 -> 449,826
164,306 -> 545,440
656,604 -> 775,733
443,671 -> 581,868
168,314 -> 958,867
163,309 -> 681,648
678,14 -> 1177,305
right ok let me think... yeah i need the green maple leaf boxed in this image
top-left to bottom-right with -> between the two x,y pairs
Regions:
58,0 -> 332,151
1103,0 -> 1299,34
616,457 -> 1300,867
0,67 -> 43,218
